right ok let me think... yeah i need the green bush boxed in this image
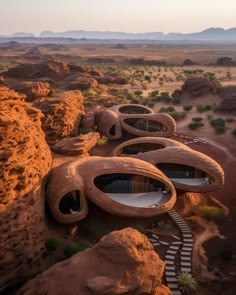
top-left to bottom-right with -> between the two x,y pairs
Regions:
214,125 -> 226,134
97,136 -> 108,145
45,238 -> 60,251
226,117 -> 235,123
168,111 -> 186,121
188,122 -> 204,130
196,205 -> 223,221
210,118 -> 225,128
192,117 -> 203,122
172,97 -> 181,105
196,104 -> 211,113
134,90 -> 143,97
177,272 -> 198,294
183,105 -> 193,111
149,90 -> 159,97
159,106 -> 175,113
131,224 -> 147,235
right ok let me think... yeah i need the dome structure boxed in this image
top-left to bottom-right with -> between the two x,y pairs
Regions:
46,156 -> 176,223
96,104 -> 176,139
113,137 -> 224,193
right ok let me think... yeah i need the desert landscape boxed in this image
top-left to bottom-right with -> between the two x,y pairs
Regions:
0,18 -> 236,295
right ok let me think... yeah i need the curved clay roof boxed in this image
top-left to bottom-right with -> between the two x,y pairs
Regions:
46,156 -> 176,223
113,137 -> 224,193
109,104 -> 154,114
113,137 -> 185,156
96,104 -> 176,139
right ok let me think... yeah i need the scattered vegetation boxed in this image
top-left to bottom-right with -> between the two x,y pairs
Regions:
196,104 -> 211,113
196,205 -> 223,221
183,105 -> 193,111
188,122 -> 204,130
97,136 -> 109,145
177,272 -> 198,294
192,117 -> 203,122
210,118 -> 226,134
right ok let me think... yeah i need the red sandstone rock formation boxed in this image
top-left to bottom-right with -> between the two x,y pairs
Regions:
0,87 -> 52,291
219,86 -> 236,112
97,75 -> 128,85
4,59 -> 70,79
52,132 -> 100,156
35,90 -> 84,145
17,228 -> 171,295
4,80 -> 52,101
66,77 -> 98,90
81,111 -> 96,129
181,76 -> 221,97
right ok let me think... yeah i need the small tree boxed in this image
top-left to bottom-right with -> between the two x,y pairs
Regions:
177,272 -> 198,294
183,105 -> 193,111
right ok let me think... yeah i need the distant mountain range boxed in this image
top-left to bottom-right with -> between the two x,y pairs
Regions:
1,27 -> 236,41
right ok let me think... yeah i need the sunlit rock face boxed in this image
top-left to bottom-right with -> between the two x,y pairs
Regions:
35,90 -> 84,145
17,228 -> 172,295
0,87 -> 52,291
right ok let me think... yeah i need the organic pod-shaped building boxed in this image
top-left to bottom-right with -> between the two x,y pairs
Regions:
46,156 -> 177,223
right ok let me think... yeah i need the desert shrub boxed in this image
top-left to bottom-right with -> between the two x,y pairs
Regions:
172,97 -> 181,105
183,105 -> 193,111
159,106 -> 175,113
147,102 -> 154,108
232,129 -> 236,137
192,117 -> 203,122
149,90 -> 159,97
144,75 -> 151,82
97,136 -> 108,145
214,125 -> 226,134
207,114 -> 213,120
131,224 -> 147,235
134,90 -> 143,97
188,122 -> 204,130
226,117 -> 235,123
177,272 -> 198,294
80,127 -> 96,134
204,72 -> 216,81
150,96 -> 161,102
196,205 -> 223,221
141,82 -> 148,90
210,118 -> 225,127
168,111 -> 186,121
196,104 -> 211,113
45,238 -> 60,251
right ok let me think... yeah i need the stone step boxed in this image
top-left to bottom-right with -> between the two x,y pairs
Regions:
165,260 -> 174,265
166,277 -> 178,282
182,247 -> 192,251
181,251 -> 192,256
169,246 -> 180,250
181,261 -> 191,266
182,234 -> 192,238
151,233 -> 159,239
166,250 -> 178,255
159,241 -> 169,245
152,242 -> 160,246
171,235 -> 181,240
172,241 -> 182,245
183,239 -> 193,243
172,290 -> 182,295
165,271 -> 176,276
149,238 -> 158,242
181,267 -> 191,272
165,255 -> 175,260
167,283 -> 179,289
181,256 -> 191,261
165,266 -> 175,271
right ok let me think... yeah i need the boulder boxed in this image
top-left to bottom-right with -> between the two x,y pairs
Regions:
66,77 -> 98,90
219,86 -> 236,112
81,111 -> 96,129
52,132 -> 100,156
0,87 -> 52,291
35,90 -> 84,145
181,76 -> 221,97
17,228 -> 171,295
4,80 -> 52,101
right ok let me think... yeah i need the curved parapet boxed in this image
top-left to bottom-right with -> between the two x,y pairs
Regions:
96,104 -> 176,139
46,165 -> 88,224
113,137 -> 185,156
46,156 -> 177,222
112,137 -> 224,193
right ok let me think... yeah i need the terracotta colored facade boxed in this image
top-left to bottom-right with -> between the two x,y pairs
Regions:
46,156 -> 177,223
113,137 -> 224,193
96,104 -> 176,139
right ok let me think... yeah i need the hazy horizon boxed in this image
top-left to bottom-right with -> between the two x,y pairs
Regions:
1,0 -> 236,35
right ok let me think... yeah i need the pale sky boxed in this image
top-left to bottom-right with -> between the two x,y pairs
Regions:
1,0 -> 236,35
